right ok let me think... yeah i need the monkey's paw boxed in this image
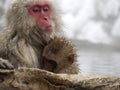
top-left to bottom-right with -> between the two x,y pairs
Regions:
0,58 -> 14,69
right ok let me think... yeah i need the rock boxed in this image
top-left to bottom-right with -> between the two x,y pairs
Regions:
0,68 -> 120,90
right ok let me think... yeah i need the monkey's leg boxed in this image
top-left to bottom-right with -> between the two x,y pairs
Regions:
0,58 -> 14,69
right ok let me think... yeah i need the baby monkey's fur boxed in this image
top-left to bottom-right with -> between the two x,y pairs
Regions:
43,37 -> 79,74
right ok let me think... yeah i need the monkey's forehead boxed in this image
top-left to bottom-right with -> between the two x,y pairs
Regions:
10,0 -> 55,8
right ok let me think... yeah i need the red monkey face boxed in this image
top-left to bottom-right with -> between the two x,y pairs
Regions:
28,3 -> 53,34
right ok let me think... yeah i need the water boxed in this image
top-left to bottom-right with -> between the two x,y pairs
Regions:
77,49 -> 120,77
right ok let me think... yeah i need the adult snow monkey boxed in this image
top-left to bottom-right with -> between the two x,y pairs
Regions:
0,0 -> 79,74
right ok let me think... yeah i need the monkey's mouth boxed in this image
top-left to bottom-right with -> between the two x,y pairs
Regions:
45,26 -> 53,34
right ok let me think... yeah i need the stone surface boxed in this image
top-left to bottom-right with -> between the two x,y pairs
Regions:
0,68 -> 120,90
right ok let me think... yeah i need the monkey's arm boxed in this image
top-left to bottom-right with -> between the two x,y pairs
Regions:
0,29 -> 14,69
0,29 -> 11,55
42,37 -> 79,74
0,46 -> 14,70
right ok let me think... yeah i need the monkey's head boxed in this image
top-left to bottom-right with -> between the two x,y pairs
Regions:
6,0 -> 62,37
42,37 -> 77,73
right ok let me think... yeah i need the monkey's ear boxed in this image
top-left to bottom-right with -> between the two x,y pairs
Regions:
68,54 -> 75,64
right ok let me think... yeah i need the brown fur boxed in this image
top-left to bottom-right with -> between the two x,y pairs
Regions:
0,0 -> 79,74
43,37 -> 79,74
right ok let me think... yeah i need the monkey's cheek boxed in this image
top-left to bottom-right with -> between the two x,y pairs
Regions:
41,58 -> 57,72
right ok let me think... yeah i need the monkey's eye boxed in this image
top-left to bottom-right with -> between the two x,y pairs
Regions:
43,5 -> 49,12
32,6 -> 41,13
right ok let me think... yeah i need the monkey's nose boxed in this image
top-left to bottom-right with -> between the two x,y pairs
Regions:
43,17 -> 48,21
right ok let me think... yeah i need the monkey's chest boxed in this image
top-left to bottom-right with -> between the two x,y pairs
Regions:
10,45 -> 40,68
23,46 -> 40,68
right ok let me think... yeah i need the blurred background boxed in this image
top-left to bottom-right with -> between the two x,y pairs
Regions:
0,0 -> 120,76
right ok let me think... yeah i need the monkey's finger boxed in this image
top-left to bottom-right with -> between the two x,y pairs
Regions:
3,63 -> 14,69
0,63 -> 6,69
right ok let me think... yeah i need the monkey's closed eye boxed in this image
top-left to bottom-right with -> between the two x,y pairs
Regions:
43,5 -> 49,12
32,6 -> 41,13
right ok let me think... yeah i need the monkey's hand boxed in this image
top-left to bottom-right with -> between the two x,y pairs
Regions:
0,58 -> 14,69
42,37 -> 76,72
